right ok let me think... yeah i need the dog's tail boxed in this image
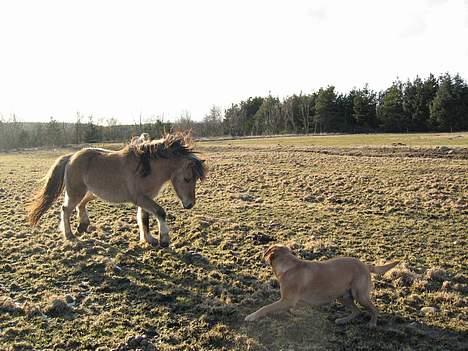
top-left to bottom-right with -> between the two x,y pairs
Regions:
27,153 -> 72,226
367,261 -> 399,275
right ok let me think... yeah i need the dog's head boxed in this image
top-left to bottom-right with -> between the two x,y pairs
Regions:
263,244 -> 292,265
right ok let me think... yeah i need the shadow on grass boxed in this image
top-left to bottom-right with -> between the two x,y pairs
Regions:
40,235 -> 467,351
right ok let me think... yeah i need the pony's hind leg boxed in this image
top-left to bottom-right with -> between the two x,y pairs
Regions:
60,191 -> 85,241
77,192 -> 96,233
137,207 -> 158,245
135,195 -> 170,247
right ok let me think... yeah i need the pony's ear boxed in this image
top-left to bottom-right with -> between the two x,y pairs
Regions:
189,158 -> 207,181
183,129 -> 193,143
200,160 -> 207,181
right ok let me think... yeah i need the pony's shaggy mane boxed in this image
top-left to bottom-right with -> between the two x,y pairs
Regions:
127,132 -> 207,179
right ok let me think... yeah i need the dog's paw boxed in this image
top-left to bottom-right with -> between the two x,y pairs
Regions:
244,313 -> 257,322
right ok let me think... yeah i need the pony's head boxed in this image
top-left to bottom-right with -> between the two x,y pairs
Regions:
130,131 -> 207,209
171,155 -> 206,209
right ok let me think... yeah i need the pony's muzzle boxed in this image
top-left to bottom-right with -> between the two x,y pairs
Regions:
183,202 -> 194,209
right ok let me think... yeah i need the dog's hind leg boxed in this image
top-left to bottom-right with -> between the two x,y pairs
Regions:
355,292 -> 378,328
335,292 -> 361,325
77,192 -> 96,233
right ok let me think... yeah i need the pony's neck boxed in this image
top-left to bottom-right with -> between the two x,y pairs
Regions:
150,156 -> 183,180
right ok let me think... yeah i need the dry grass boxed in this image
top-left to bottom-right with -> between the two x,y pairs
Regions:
425,267 -> 449,282
387,264 -> 421,287
0,136 -> 467,350
0,296 -> 21,314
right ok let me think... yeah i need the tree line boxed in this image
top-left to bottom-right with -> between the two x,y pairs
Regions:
0,114 -> 173,151
224,73 -> 468,136
1,73 -> 467,150
0,109 -> 225,151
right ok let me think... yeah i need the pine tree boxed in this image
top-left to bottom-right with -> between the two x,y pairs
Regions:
353,85 -> 377,130
337,91 -> 355,132
431,73 -> 468,131
314,86 -> 338,133
377,81 -> 408,132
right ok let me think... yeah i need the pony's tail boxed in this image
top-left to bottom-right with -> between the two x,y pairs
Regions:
367,261 -> 399,275
27,154 -> 72,226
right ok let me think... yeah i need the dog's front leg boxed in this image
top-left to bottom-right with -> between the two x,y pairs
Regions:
245,299 -> 295,322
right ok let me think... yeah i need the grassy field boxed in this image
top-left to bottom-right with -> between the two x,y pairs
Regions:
201,132 -> 468,148
0,133 -> 467,350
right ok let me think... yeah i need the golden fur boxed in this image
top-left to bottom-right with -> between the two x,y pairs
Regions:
245,244 -> 398,327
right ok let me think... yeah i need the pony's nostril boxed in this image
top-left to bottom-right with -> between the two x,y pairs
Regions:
184,203 -> 194,209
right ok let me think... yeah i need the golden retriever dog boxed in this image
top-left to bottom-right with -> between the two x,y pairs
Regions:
245,244 -> 398,327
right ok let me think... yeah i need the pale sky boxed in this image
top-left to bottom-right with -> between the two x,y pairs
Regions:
1,0 -> 467,124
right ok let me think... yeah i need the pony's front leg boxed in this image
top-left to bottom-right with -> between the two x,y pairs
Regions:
136,196 -> 170,248
157,213 -> 170,247
137,207 -> 158,246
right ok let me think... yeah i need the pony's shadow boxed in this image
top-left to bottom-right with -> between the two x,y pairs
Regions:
55,235 -> 255,324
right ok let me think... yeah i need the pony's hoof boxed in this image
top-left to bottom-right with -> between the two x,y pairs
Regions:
141,236 -> 159,247
77,223 -> 89,233
148,239 -> 159,247
159,241 -> 170,248
64,233 -> 78,242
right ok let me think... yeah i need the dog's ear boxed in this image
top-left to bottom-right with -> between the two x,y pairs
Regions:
263,246 -> 277,264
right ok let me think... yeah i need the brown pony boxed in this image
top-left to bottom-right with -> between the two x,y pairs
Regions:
27,132 -> 207,247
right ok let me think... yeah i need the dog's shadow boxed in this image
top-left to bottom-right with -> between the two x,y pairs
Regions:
241,301 -> 467,351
